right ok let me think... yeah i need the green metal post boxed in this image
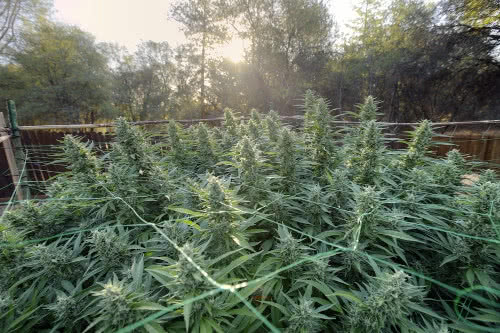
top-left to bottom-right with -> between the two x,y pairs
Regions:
7,100 -> 30,200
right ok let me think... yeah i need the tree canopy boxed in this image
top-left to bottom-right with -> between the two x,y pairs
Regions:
0,0 -> 499,124
0,0 -> 50,56
4,19 -> 112,124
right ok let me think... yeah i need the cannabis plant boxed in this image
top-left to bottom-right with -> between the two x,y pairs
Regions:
266,110 -> 282,143
147,220 -> 193,260
356,95 -> 380,122
264,191 -> 301,228
167,120 -> 186,165
113,117 -> 155,173
278,128 -> 298,192
87,274 -> 150,332
45,280 -> 90,331
0,222 -> 25,288
298,183 -> 333,232
247,118 -> 261,142
2,200 -> 70,239
223,107 -> 239,140
195,123 -> 217,171
399,120 -> 434,169
87,227 -> 135,273
350,120 -> 386,184
26,242 -> 74,280
196,175 -> 254,256
236,136 -> 260,185
347,185 -> 383,245
432,149 -> 468,189
262,225 -> 312,286
303,91 -> 337,176
2,92 -> 499,333
281,293 -> 333,333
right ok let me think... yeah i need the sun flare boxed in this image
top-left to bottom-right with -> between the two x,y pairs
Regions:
214,37 -> 246,63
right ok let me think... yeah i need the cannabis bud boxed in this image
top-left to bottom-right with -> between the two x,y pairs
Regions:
348,270 -> 425,332
400,120 -> 433,169
91,275 -> 144,330
285,297 -> 327,333
275,226 -> 309,268
236,136 -> 259,183
357,96 -> 379,122
266,110 -> 281,142
63,135 -> 100,177
0,291 -> 13,311
224,108 -> 239,138
46,294 -> 80,328
88,228 -> 130,269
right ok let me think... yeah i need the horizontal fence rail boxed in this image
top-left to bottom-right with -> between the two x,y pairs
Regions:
1,117 -> 497,131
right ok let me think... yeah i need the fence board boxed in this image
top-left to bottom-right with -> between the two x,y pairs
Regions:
1,122 -> 499,199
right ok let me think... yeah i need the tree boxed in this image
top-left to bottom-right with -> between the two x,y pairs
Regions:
170,43 -> 200,119
225,0 -> 334,115
110,41 -> 176,121
444,0 -> 500,28
12,19 -> 112,124
330,0 -> 500,122
206,58 -> 253,112
440,0 -> 500,56
169,0 -> 228,118
0,0 -> 51,57
0,63 -> 29,105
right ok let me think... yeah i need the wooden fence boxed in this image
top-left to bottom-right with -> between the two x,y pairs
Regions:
1,106 -> 499,199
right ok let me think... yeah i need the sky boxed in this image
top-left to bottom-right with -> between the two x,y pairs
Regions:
53,0 -> 358,62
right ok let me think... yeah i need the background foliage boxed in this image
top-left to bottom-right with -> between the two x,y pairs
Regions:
0,0 -> 499,124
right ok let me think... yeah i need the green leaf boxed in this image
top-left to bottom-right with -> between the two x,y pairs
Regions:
449,323 -> 484,333
297,279 -> 338,305
206,318 -> 225,333
440,255 -> 460,267
259,301 -> 289,316
378,230 -> 422,242
200,320 -> 211,333
471,312 -> 500,323
146,267 -> 173,286
144,323 -> 168,333
331,291 -> 363,304
292,216 -> 311,225
228,308 -> 259,317
216,161 -> 236,167
408,303 -> 442,319
214,252 -> 261,278
168,206 -> 206,217
178,219 -> 202,231
7,306 -> 42,331
466,269 -> 475,286
135,302 -> 168,311
184,301 -> 192,333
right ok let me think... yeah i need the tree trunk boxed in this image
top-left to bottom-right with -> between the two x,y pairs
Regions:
388,80 -> 399,122
89,110 -> 96,132
338,65 -> 344,113
200,30 -> 206,119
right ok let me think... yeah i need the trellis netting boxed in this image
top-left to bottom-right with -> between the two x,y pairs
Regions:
0,93 -> 499,333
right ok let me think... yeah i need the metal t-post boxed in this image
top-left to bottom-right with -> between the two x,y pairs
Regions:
7,100 -> 30,200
